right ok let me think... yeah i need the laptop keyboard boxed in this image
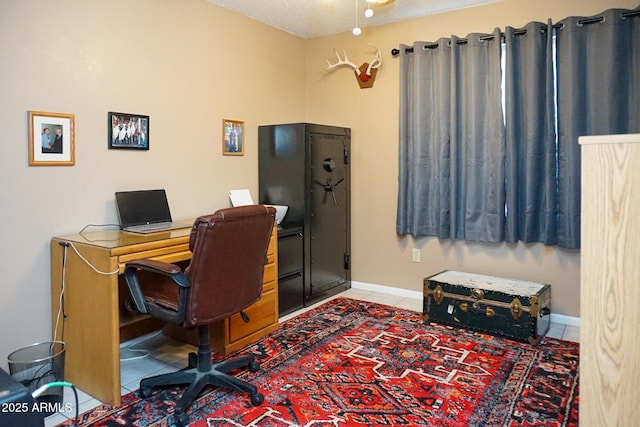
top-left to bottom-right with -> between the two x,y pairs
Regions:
126,222 -> 172,233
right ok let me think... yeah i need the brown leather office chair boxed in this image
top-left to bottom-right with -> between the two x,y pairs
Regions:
124,205 -> 275,427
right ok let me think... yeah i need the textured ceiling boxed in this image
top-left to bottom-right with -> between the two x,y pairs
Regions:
206,0 -> 500,39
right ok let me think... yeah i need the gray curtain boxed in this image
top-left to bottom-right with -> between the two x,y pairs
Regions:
397,39 -> 451,238
556,7 -> 640,249
397,28 -> 504,242
504,21 -> 557,245
398,8 -> 638,248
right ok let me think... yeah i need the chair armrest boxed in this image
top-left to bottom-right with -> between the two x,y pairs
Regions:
126,259 -> 186,278
124,259 -> 190,314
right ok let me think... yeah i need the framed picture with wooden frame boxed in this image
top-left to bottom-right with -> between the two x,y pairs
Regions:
28,110 -> 75,166
222,119 -> 244,156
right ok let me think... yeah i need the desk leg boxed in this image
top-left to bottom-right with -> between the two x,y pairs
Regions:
51,240 -> 122,406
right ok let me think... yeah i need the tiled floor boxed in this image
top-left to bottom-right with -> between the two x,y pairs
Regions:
45,287 -> 579,426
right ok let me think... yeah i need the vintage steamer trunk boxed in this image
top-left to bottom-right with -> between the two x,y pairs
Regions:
423,270 -> 551,344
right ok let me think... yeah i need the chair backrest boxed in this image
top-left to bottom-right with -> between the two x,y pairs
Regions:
183,205 -> 275,327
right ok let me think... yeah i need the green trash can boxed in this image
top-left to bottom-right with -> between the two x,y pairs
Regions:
7,341 -> 66,416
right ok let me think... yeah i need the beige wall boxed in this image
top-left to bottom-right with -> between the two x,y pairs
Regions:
0,0 -> 306,369
0,0 -> 635,370
303,0 -> 637,319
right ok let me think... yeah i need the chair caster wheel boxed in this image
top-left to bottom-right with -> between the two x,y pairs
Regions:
250,392 -> 264,406
248,361 -> 260,372
174,410 -> 189,427
140,387 -> 152,398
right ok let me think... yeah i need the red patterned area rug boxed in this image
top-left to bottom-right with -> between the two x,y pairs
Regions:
58,297 -> 579,426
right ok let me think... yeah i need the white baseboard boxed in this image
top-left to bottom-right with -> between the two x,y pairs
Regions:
351,281 -> 423,299
549,313 -> 580,327
350,281 -> 580,327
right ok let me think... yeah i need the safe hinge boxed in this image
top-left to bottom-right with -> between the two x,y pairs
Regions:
344,253 -> 350,270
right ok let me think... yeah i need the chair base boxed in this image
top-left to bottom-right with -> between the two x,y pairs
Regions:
138,326 -> 264,427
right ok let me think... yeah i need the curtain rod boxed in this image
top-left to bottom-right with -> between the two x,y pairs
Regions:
390,28 -> 525,55
391,9 -> 640,57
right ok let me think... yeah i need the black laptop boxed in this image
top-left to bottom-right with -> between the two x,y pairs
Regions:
115,189 -> 191,234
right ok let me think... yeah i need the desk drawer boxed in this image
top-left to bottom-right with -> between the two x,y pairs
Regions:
263,259 -> 276,285
228,289 -> 277,343
117,245 -> 191,272
263,276 -> 276,293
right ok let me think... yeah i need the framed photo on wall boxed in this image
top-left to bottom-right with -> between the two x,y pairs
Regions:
222,119 -> 244,156
108,112 -> 149,150
28,110 -> 75,166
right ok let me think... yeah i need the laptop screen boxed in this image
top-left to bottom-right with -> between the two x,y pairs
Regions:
115,189 -> 173,227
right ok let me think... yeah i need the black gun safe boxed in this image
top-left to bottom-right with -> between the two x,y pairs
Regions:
258,123 -> 351,316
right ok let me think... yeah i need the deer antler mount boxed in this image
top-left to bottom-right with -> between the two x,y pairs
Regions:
326,45 -> 382,89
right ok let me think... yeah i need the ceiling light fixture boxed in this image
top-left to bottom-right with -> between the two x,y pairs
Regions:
352,0 -> 362,36
365,0 -> 374,18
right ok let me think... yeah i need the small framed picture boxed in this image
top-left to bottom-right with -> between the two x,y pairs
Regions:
222,119 -> 244,156
108,112 -> 149,150
28,111 -> 75,166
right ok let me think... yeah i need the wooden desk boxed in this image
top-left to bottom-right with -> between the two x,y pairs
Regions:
50,224 -> 278,406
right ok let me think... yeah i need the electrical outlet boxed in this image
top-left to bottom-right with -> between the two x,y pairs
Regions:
412,248 -> 421,263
